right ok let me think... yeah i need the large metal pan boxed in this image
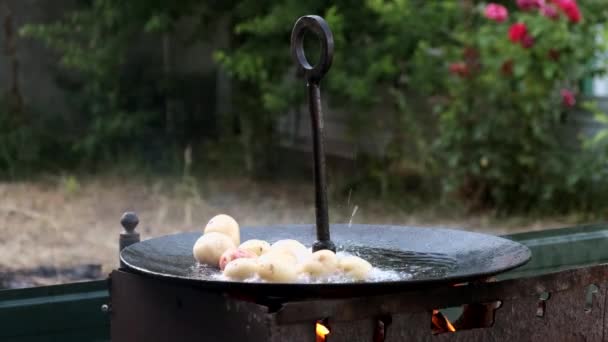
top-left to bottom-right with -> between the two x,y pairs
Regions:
120,224 -> 531,298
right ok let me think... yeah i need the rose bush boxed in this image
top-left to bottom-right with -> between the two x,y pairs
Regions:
438,0 -> 608,213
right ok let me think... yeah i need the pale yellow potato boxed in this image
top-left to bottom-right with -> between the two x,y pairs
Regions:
270,239 -> 310,262
258,250 -> 297,265
338,256 -> 373,281
239,239 -> 271,256
192,232 -> 236,267
223,258 -> 259,280
298,250 -> 338,278
257,259 -> 298,283
204,214 -> 240,245
297,260 -> 327,278
311,250 -> 338,268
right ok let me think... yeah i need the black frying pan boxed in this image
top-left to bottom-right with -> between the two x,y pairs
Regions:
120,224 -> 530,298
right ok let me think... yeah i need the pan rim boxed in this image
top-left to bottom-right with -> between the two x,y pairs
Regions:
120,224 -> 531,295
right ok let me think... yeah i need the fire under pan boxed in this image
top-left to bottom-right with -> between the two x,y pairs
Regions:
109,263 -> 608,341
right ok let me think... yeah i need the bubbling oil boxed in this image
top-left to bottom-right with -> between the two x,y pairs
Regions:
191,246 -> 457,283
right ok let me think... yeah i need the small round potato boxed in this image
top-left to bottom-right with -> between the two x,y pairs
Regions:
257,259 -> 298,283
311,250 -> 338,268
338,256 -> 373,281
239,239 -> 271,256
204,214 -> 240,245
297,260 -> 327,278
298,250 -> 338,278
223,258 -> 259,280
258,250 -> 298,265
271,239 -> 310,262
219,248 -> 257,270
192,232 -> 236,267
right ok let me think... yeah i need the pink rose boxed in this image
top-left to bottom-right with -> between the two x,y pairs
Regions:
554,0 -> 582,23
484,3 -> 508,22
540,4 -> 560,19
517,0 -> 543,11
561,89 -> 576,107
508,23 -> 528,43
449,62 -> 469,78
508,23 -> 535,49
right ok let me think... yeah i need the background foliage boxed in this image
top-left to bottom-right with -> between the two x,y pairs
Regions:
438,1 -> 608,213
3,0 -> 608,214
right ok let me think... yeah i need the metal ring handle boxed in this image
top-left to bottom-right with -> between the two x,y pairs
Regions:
291,15 -> 334,83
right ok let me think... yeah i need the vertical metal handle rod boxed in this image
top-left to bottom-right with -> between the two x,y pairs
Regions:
291,15 -> 336,252
308,81 -> 332,251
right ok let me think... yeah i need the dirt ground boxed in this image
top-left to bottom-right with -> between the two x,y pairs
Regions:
0,175 -> 583,285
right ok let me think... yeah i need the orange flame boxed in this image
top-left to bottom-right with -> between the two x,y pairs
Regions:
432,309 -> 456,333
446,319 -> 456,332
316,322 -> 330,342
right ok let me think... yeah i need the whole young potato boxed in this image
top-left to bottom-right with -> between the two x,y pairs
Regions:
223,258 -> 259,280
239,239 -> 271,256
258,250 -> 298,265
270,239 -> 310,262
204,214 -> 240,245
311,250 -> 338,269
219,248 -> 257,270
338,256 -> 373,281
298,250 -> 338,278
192,232 -> 236,267
297,260 -> 327,278
257,259 -> 298,283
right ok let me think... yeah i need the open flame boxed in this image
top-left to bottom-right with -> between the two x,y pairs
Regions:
432,309 -> 456,334
316,322 -> 330,342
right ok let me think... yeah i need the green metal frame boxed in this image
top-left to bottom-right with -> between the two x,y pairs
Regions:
2,223 -> 608,341
0,280 -> 110,341
503,223 -> 608,278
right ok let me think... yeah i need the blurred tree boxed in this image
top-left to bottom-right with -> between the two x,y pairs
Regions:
21,0 -> 234,170
0,3 -> 36,176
